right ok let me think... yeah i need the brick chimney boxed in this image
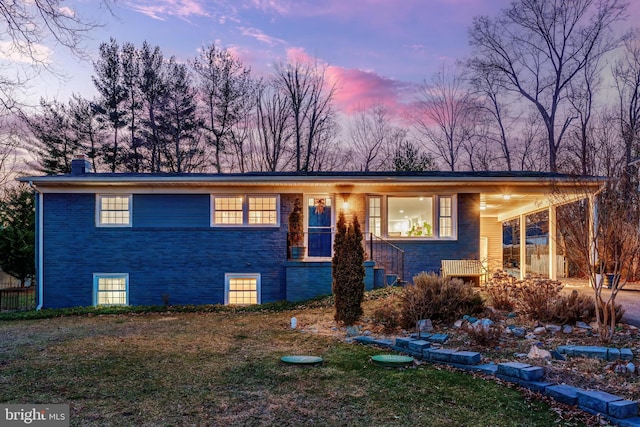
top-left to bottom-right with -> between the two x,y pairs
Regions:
71,154 -> 93,175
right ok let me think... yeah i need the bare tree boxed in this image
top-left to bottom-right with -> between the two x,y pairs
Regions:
0,1 -> 110,110
192,44 -> 253,173
469,66 -> 515,170
468,0 -> 627,172
414,65 -> 477,171
557,180 -> 640,343
513,113 -> 548,171
273,60 -> 337,171
253,81 -> 293,171
613,31 -> 640,187
348,104 -> 405,171
228,81 -> 257,173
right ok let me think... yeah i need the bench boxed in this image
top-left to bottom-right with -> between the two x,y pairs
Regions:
441,259 -> 486,285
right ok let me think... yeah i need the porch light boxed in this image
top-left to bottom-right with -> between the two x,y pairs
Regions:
480,201 -> 487,210
503,194 -> 511,200
342,201 -> 349,210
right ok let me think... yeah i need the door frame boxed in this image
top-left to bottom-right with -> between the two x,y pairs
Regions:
305,194 -> 334,259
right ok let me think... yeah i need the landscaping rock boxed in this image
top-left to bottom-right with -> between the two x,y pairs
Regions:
551,350 -> 566,361
545,324 -> 561,333
576,321 -> 592,330
628,362 -> 636,374
533,326 -> 546,335
512,327 -> 526,338
453,319 -> 463,329
346,326 -> 361,337
562,324 -> 573,334
507,312 -> 517,318
528,345 -> 551,361
525,333 -> 536,340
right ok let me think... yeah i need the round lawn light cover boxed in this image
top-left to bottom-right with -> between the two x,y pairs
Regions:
280,355 -> 323,365
371,354 -> 414,367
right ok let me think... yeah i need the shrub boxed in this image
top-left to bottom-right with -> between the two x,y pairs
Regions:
465,322 -> 503,347
486,270 -> 518,310
371,296 -> 402,332
549,290 -> 595,324
513,275 -> 564,321
400,272 -> 484,328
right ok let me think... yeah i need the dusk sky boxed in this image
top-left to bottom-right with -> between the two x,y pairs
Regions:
17,0 -> 640,116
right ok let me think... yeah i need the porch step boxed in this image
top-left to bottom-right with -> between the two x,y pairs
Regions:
373,267 -> 386,289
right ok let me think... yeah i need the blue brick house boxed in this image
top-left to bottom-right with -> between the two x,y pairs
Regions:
20,156 -> 603,309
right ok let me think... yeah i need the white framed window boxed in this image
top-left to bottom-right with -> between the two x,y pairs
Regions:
212,195 -> 279,227
213,196 -> 244,225
225,273 -> 261,305
369,196 -> 382,237
94,273 -> 129,306
439,196 -> 453,237
367,195 -> 457,239
97,195 -> 132,226
248,196 -> 278,225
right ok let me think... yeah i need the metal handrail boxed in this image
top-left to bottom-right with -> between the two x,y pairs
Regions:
368,233 -> 405,282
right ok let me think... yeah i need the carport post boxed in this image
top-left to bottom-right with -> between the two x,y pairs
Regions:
548,205 -> 557,280
520,213 -> 526,280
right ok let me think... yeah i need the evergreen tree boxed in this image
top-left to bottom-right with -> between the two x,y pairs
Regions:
28,99 -> 81,174
160,58 -> 205,172
332,212 -> 365,325
93,38 -> 128,172
393,140 -> 438,172
0,186 -> 35,286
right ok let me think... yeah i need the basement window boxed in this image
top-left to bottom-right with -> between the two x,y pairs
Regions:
94,273 -> 129,306
225,273 -> 260,305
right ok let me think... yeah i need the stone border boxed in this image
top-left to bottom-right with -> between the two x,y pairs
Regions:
353,335 -> 640,426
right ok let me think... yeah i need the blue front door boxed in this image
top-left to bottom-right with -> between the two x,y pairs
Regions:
307,196 -> 332,257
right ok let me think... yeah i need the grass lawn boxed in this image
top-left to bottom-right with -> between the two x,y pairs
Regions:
0,308 -> 588,426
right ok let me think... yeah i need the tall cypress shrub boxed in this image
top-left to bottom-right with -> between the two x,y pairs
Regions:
333,212 -> 365,325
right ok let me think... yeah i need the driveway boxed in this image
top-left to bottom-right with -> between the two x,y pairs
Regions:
562,278 -> 640,327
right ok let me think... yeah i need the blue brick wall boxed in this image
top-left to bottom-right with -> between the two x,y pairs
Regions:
40,191 -> 480,308
42,193 -> 293,308
133,194 -> 210,227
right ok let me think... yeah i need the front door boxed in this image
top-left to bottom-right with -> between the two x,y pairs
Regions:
307,196 -> 333,257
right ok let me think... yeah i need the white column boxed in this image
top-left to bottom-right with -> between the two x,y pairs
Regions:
520,213 -> 526,279
548,205 -> 557,280
588,194 -> 598,268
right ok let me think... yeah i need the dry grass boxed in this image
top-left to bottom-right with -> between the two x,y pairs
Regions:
0,306 -> 590,426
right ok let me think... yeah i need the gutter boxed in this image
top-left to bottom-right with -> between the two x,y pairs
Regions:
28,181 -> 43,311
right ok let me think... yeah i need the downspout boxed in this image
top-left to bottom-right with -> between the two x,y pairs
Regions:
28,181 -> 43,310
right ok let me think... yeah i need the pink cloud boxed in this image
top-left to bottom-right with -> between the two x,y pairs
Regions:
277,47 -> 413,119
326,66 -> 414,119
